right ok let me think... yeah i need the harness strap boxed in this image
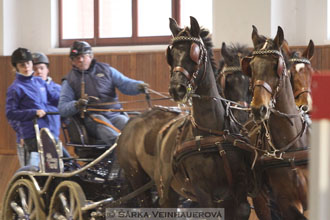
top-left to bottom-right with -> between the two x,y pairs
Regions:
254,80 -> 273,94
294,88 -> 311,99
89,115 -> 121,133
173,66 -> 191,81
290,158 -> 300,187
190,115 -> 228,136
216,142 -> 233,186
278,120 -> 307,153
173,135 -> 234,187
259,149 -> 309,170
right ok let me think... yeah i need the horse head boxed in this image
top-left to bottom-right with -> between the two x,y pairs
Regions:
166,16 -> 209,103
217,42 -> 252,123
242,25 -> 287,121
283,40 -> 314,113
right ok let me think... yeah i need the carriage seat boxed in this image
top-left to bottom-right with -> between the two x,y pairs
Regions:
62,115 -> 109,158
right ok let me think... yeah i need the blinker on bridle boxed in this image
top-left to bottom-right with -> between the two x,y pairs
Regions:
166,36 -> 208,89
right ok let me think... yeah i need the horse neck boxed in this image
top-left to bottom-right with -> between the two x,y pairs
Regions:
191,62 -> 226,132
269,74 -> 308,149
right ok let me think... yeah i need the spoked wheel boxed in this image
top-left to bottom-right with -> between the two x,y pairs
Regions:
2,178 -> 46,220
48,181 -> 86,220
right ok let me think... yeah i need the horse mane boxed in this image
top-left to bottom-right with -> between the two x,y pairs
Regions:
200,28 -> 217,74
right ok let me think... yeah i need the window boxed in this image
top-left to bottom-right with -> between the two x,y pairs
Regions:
59,0 -> 212,47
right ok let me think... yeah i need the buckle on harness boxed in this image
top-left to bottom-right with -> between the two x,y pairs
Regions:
195,135 -> 202,151
264,149 -> 283,160
215,142 -> 226,157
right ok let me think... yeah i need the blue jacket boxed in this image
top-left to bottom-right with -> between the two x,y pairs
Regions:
45,77 -> 61,139
6,73 -> 60,139
8,119 -> 21,144
58,59 -> 143,118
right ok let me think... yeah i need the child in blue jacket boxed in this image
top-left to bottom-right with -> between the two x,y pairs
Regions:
6,48 -> 59,166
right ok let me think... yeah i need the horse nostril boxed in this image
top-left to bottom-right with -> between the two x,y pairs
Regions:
300,105 -> 309,112
169,84 -> 187,101
178,84 -> 186,95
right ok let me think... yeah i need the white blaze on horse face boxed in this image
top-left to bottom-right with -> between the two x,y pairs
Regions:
261,41 -> 269,50
295,63 -> 305,72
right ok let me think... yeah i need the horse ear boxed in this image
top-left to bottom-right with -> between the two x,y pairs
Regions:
169,18 -> 181,36
274,26 -> 284,49
221,42 -> 232,64
302,40 -> 314,60
282,39 -> 292,57
252,25 -> 262,49
241,56 -> 252,77
190,16 -> 200,37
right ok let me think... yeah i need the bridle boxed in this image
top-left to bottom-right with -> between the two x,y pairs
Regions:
249,48 -> 308,154
166,36 -> 208,91
250,48 -> 286,108
288,57 -> 312,99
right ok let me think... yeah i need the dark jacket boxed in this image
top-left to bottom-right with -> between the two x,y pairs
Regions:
58,59 -> 143,118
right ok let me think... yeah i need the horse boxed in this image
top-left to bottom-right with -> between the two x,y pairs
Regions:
153,16 -> 253,219
283,39 -> 314,112
241,25 -> 309,220
216,42 -> 252,126
116,106 -> 184,207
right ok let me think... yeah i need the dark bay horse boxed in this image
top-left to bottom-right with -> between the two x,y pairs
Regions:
155,17 -> 253,219
241,26 -> 309,220
249,39 -> 315,220
216,42 -> 252,125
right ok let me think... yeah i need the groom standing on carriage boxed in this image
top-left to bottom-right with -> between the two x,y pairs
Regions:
58,40 -> 149,150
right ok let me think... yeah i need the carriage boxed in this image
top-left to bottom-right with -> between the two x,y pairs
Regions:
2,17 -> 314,220
1,111 -> 146,219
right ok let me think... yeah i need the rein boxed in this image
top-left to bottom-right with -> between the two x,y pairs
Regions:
87,97 -> 172,107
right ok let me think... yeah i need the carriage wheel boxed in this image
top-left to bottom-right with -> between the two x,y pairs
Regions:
2,178 -> 46,220
48,181 -> 86,220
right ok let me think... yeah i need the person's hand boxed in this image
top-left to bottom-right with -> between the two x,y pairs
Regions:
75,98 -> 89,110
137,83 -> 149,93
36,109 -> 46,118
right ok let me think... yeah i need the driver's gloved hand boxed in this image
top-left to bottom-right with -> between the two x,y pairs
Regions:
75,98 -> 88,110
137,83 -> 149,93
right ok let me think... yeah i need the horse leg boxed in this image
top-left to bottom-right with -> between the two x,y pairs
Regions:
233,173 -> 251,220
121,162 -> 154,207
158,187 -> 180,208
235,198 -> 251,220
268,168 -> 308,220
253,187 -> 283,220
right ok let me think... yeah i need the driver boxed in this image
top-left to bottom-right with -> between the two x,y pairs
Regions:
58,41 -> 149,146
